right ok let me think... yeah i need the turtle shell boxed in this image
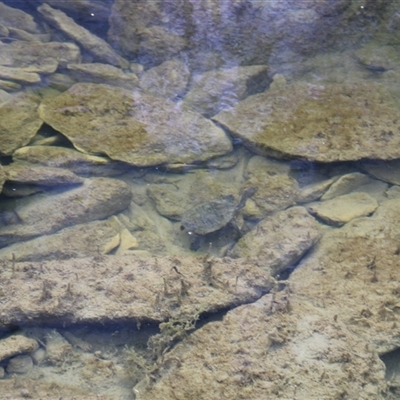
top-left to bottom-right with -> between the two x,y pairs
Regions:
180,195 -> 237,235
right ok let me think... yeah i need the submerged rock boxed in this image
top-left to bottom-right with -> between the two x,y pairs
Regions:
67,63 -> 139,89
230,206 -> 321,275
213,81 -> 400,162
139,59 -> 190,99
0,92 -> 42,156
0,255 -> 272,326
39,83 -> 233,167
0,177 -> 132,247
38,3 -> 129,68
4,163 -> 84,187
0,218 -> 123,262
0,2 -> 40,33
13,145 -> 130,177
307,192 -> 378,226
183,65 -> 270,117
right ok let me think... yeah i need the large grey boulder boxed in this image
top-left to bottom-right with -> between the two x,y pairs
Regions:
213,81 -> 400,162
0,177 -> 132,247
39,83 -> 233,167
108,0 -> 388,67
0,92 -> 42,156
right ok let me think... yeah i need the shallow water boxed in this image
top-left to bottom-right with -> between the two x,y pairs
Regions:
0,1 -> 400,399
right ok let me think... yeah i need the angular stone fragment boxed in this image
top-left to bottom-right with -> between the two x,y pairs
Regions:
296,176 -> 338,203
39,83 -> 233,167
230,206 -> 321,275
213,81 -> 400,162
0,177 -> 132,247
0,256 -> 272,326
321,172 -> 371,200
139,59 -> 190,99
4,163 -> 84,187
307,192 -> 378,226
183,65 -> 270,117
0,92 -> 42,156
0,335 -> 38,362
0,218 -> 122,262
12,146 -> 129,177
38,4 -> 129,68
0,2 -> 39,33
67,63 -> 139,88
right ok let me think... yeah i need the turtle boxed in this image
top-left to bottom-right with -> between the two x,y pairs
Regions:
180,186 -> 257,250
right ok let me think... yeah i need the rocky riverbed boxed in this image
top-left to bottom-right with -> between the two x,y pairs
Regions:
1,1 -> 400,399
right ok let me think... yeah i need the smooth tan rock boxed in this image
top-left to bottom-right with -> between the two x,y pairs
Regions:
307,192 -> 378,226
38,4 -> 129,68
213,81 -> 400,162
115,228 -> 139,255
39,83 -> 233,167
0,79 -> 20,91
0,335 -> 38,362
0,92 -> 42,156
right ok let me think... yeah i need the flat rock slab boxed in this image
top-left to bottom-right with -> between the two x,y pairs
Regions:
0,2 -> 39,33
4,163 -> 84,186
0,177 -> 132,247
67,63 -> 139,89
0,92 -> 42,156
321,172 -> 371,200
0,41 -> 81,69
38,4 -> 129,69
183,65 -> 270,117
213,81 -> 400,162
0,218 -> 122,262
307,192 -> 378,226
0,255 -> 272,326
135,291 -> 385,399
39,83 -> 233,167
13,145 -> 130,177
0,335 -> 38,362
230,206 -> 321,275
0,65 -> 41,84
